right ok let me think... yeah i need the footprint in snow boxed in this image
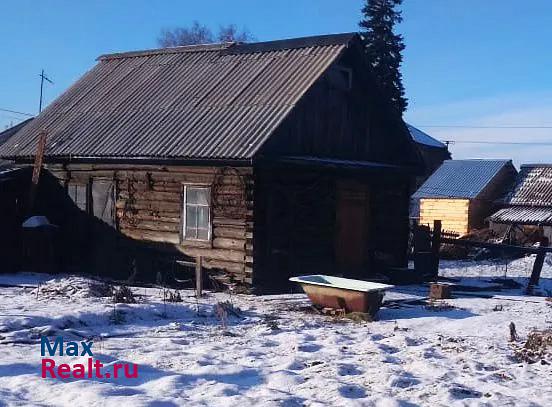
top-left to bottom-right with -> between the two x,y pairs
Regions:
261,339 -> 279,348
338,384 -> 367,399
171,338 -> 189,346
104,387 -> 144,397
422,347 -> 444,360
297,343 -> 322,353
337,364 -> 363,376
389,372 -> 420,388
449,385 -> 482,399
405,337 -> 425,346
378,343 -> 400,354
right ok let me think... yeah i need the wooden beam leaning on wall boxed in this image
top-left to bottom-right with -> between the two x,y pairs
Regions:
28,130 -> 48,213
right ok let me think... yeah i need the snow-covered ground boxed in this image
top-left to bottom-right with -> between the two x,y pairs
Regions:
0,256 -> 551,406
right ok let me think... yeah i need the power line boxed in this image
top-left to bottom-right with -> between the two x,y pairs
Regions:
442,140 -> 552,146
419,125 -> 552,129
0,108 -> 34,117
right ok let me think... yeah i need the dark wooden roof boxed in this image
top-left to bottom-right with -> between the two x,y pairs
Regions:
0,34 -> 357,161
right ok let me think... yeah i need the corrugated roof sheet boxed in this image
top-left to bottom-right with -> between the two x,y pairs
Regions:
489,206 -> 552,226
0,118 -> 33,146
0,33 -> 355,161
412,159 -> 513,199
406,124 -> 446,149
506,165 -> 552,207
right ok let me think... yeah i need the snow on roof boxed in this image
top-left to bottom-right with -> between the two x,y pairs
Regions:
406,124 -> 447,149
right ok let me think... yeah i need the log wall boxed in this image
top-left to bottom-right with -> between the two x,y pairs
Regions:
45,163 -> 254,283
419,198 -> 470,235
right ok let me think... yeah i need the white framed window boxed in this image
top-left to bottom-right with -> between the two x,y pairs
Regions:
182,185 -> 211,241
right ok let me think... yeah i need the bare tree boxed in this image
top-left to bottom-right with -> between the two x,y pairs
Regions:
217,24 -> 253,43
158,21 -> 254,47
158,21 -> 213,47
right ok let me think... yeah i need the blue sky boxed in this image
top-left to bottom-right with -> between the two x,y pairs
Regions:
1,0 -> 551,165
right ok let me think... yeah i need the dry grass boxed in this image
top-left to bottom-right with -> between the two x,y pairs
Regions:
515,329 -> 552,364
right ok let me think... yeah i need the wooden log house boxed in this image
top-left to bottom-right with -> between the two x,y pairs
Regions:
412,159 -> 517,236
0,33 -> 422,290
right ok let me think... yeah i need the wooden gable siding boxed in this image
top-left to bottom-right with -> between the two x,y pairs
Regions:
258,44 -> 418,167
419,198 -> 470,235
45,164 -> 254,283
253,164 -> 411,291
467,164 -> 517,230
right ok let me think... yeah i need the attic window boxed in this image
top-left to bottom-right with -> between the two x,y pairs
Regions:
182,186 -> 211,241
328,65 -> 352,91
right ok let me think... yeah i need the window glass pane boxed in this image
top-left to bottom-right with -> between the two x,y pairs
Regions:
187,187 -> 209,205
185,227 -> 197,239
197,228 -> 209,240
186,206 -> 197,229
186,188 -> 200,204
68,184 -> 87,212
92,181 -> 115,227
198,206 -> 209,229
197,188 -> 210,206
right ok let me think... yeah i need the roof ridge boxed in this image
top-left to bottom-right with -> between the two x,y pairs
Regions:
97,32 -> 357,61
444,158 -> 511,162
521,163 -> 552,168
97,43 -> 234,61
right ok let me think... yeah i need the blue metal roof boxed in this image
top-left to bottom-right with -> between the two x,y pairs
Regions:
406,124 -> 447,149
413,159 -> 513,199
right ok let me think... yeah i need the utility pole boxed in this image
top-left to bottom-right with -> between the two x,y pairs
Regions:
39,69 -> 53,113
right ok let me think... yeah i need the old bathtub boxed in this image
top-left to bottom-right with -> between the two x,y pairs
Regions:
289,275 -> 394,316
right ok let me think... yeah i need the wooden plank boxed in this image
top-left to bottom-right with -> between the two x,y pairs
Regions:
196,257 -> 203,298
29,130 -> 48,211
528,249 -> 546,288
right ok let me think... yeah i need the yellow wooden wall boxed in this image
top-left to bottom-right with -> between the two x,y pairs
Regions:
419,198 -> 470,235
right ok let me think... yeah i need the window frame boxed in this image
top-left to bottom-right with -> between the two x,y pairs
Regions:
181,184 -> 212,243
91,178 -> 117,228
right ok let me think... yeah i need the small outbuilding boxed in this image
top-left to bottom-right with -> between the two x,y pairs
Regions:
489,164 -> 552,242
412,159 -> 517,235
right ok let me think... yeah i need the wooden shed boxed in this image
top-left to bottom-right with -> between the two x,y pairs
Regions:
0,33 -> 422,290
489,164 -> 552,242
412,160 -> 517,235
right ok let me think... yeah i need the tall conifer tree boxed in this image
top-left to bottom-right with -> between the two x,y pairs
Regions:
360,0 -> 408,114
